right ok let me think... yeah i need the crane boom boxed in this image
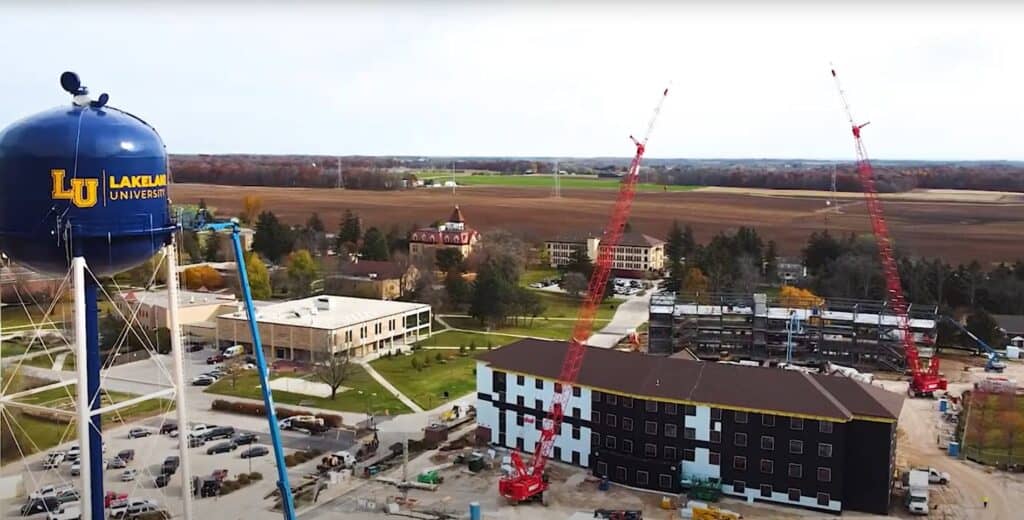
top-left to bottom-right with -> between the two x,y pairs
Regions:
829,67 -> 946,396
499,87 -> 669,502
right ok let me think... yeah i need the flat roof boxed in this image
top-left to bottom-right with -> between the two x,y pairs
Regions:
218,295 -> 430,331
478,339 -> 904,421
120,289 -> 236,309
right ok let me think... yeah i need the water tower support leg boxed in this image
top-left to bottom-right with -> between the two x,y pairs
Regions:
71,257 -> 93,520
165,244 -> 195,520
85,269 -> 104,520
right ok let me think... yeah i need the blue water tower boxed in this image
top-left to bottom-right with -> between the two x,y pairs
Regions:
0,72 -> 174,275
0,73 -> 175,520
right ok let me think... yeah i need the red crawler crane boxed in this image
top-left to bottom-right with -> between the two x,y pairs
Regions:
830,67 -> 946,397
498,87 -> 670,503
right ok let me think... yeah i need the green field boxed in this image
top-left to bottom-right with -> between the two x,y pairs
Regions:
520,268 -> 559,287
204,365 -> 410,415
416,170 -> 698,192
533,291 -> 621,320
444,315 -> 608,341
414,330 -> 517,349
371,351 -> 481,409
13,385 -> 171,423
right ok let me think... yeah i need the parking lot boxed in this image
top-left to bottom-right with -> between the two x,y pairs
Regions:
3,345 -> 359,518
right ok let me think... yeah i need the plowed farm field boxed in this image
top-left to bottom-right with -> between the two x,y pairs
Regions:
171,184 -> 1024,263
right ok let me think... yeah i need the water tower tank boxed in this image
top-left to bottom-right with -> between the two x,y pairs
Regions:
0,73 -> 174,276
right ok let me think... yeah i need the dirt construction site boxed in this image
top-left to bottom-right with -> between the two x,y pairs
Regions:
171,183 -> 1024,264
293,355 -> 1024,520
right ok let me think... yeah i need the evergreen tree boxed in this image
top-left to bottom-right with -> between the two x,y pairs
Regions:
337,209 -> 361,252
564,247 -> 593,279
764,240 -> 779,280
665,220 -> 685,266
359,227 -> 389,261
444,268 -> 470,308
681,225 -> 696,257
469,259 -> 516,327
436,249 -> 465,273
252,211 -> 295,264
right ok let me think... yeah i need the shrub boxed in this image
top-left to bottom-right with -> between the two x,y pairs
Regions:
238,473 -> 251,485
469,340 -> 477,351
411,357 -> 421,371
435,352 -> 443,363
459,345 -> 467,356
249,472 -> 263,481
284,454 -> 297,467
486,341 -> 493,350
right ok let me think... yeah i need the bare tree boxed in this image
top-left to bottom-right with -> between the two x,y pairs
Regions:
224,356 -> 247,390
561,272 -> 588,298
312,348 -> 351,400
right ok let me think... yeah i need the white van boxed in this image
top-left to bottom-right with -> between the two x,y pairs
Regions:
46,504 -> 80,520
223,345 -> 245,357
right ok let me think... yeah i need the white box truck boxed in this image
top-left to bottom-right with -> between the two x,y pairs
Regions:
905,469 -> 929,515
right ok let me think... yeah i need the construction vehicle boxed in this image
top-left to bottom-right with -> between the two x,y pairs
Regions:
942,316 -> 1007,372
830,67 -> 947,397
497,87 -> 670,504
687,504 -> 742,520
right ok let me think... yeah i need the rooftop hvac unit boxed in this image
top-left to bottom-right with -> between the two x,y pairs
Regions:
316,297 -> 331,311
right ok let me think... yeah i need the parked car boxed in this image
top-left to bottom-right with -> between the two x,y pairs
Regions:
154,474 -> 170,488
108,457 -> 127,469
128,427 -> 151,439
70,459 -> 105,476
64,445 -> 80,462
188,424 -> 212,438
202,426 -> 235,441
161,455 -> 180,475
42,451 -> 65,469
188,436 -> 206,448
233,432 -> 257,445
117,449 -> 135,462
109,498 -> 157,519
186,344 -> 204,353
120,469 -> 138,481
197,478 -> 221,498
21,496 -> 60,516
206,354 -> 224,364
159,422 -> 178,435
53,489 -> 79,504
30,483 -> 74,500
240,446 -> 269,459
191,375 -> 215,386
206,441 -> 237,455
45,503 -> 80,520
104,491 -> 128,508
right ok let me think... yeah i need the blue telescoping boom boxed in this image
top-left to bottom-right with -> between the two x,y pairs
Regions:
942,316 -> 1007,373
194,213 -> 297,520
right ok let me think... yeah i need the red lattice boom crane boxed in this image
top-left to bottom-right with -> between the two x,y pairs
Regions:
498,87 -> 670,503
830,67 -> 946,397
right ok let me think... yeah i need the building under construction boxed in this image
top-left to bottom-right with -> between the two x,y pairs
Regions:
648,292 -> 938,372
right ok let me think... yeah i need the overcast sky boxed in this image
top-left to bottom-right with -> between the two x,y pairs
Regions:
0,3 -> 1021,160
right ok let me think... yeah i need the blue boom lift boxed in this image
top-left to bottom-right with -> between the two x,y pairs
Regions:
193,211 -> 297,520
942,316 -> 1007,373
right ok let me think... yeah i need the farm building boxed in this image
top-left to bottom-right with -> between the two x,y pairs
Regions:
475,339 -> 903,515
216,295 -> 431,362
545,231 -> 666,274
648,292 -> 938,371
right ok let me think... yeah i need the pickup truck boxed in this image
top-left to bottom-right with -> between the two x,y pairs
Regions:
916,467 -> 951,485
278,416 -> 328,435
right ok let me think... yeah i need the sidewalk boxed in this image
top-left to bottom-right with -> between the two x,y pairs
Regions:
356,360 -> 424,413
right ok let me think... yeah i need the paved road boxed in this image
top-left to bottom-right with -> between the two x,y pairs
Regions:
587,292 -> 652,348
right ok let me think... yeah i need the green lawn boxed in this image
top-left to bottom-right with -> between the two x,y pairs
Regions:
0,305 -> 66,329
520,268 -> 559,287
438,174 -> 699,192
533,291 -> 621,320
444,316 -> 609,341
371,351 -> 482,409
204,365 -> 410,415
2,386 -> 172,461
414,330 -> 517,349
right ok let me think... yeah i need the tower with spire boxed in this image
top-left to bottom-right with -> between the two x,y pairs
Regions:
408,205 -> 480,265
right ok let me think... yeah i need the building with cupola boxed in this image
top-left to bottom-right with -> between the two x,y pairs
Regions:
408,206 -> 481,265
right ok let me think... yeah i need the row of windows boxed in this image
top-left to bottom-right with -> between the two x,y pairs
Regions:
592,392 -> 716,418
593,462 -> 675,490
732,457 -> 832,481
513,375 -> 582,396
733,433 -> 832,457
592,433 -> 723,463
733,411 -> 834,433
732,481 -> 831,507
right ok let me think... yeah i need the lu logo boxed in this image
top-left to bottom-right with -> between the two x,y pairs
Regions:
51,169 -> 98,208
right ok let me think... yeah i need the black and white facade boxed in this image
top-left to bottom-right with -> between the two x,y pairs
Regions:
476,340 -> 903,515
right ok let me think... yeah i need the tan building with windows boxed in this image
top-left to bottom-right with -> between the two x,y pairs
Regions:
115,289 -> 237,342
546,231 -> 666,273
215,295 -> 431,362
325,260 -> 420,300
408,206 -> 480,265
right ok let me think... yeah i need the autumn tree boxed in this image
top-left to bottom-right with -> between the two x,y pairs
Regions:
682,267 -> 709,295
241,195 -> 262,224
183,265 -> 224,290
287,249 -> 320,297
779,286 -> 824,308
245,253 -> 272,299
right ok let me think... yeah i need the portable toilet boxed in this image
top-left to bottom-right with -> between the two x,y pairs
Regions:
948,441 -> 960,457
1007,344 -> 1021,360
